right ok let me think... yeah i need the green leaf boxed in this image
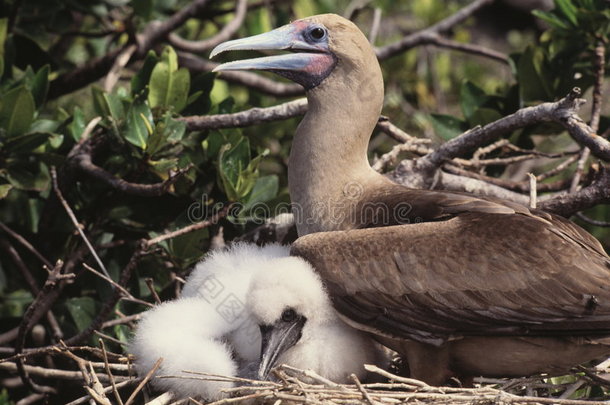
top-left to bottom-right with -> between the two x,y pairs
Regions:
469,108 -> 503,127
124,101 -> 153,149
148,47 -> 191,112
0,86 -> 36,137
242,175 -> 279,212
0,290 -> 33,317
149,157 -> 179,174
0,18 -> 7,77
531,10 -> 570,30
517,46 -> 553,102
5,161 -> 50,191
65,297 -> 97,332
182,72 -> 215,115
68,106 -> 86,141
3,132 -> 51,153
429,113 -> 467,140
131,50 -> 158,96
460,80 -> 487,121
92,87 -> 125,121
28,65 -> 50,108
555,0 -> 578,26
0,184 -> 13,199
132,0 -> 154,18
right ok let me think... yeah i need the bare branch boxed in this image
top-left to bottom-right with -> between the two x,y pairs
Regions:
169,0 -> 248,53
539,166 -> 610,217
419,88 -> 610,174
180,98 -> 308,130
375,0 -> 494,60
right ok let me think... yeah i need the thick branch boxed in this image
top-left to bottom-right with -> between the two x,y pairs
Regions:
375,0 -> 494,60
539,166 -> 610,217
420,89 -> 610,173
169,0 -> 247,52
68,135 -> 190,197
178,52 -> 303,97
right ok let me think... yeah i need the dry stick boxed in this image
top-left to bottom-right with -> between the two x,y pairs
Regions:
51,166 -> 110,279
375,0 -> 494,60
14,393 -> 45,405
103,44 -> 137,92
100,339 -> 126,405
66,379 -> 140,405
146,204 -> 232,247
145,278 -> 162,304
570,41 -> 605,193
124,358 -> 163,405
169,0 -> 248,52
0,221 -> 53,268
101,313 -> 142,329
528,173 -> 537,209
368,8 -> 382,45
0,239 -> 64,340
350,374 -> 377,405
83,263 -> 153,308
422,34 -> 508,63
15,261 -> 73,395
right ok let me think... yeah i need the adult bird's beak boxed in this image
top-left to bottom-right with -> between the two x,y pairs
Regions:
210,24 -> 322,73
257,316 -> 306,380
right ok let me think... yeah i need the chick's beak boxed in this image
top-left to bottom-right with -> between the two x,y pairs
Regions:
257,316 -> 306,380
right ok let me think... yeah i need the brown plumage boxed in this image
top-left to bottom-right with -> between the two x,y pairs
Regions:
211,14 -> 610,384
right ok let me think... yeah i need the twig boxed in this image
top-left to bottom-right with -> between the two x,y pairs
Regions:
145,278 -> 162,305
569,40 -> 605,193
351,374 -> 377,405
103,44 -> 137,92
66,379 -> 140,405
145,204 -> 232,247
124,357 -> 163,405
15,393 -> 45,405
375,0 -> 494,60
169,0 -> 248,52
99,339 -> 125,405
51,166 -> 110,279
528,173 -> 536,209
83,263 -> 153,308
101,313 -> 142,329
15,260 -> 73,394
574,212 -> 610,227
0,221 -> 53,268
368,8 -> 381,44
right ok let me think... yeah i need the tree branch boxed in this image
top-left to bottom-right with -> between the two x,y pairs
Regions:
375,0 -> 495,60
180,98 -> 308,130
169,0 -> 248,53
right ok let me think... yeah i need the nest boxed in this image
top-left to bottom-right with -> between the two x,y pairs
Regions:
2,343 -> 610,405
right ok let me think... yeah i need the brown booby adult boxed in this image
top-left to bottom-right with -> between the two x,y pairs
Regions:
210,14 -> 610,384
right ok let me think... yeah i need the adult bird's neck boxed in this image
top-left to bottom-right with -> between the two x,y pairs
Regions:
288,68 -> 385,235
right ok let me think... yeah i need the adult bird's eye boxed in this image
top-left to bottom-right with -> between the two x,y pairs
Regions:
310,27 -> 326,40
281,308 -> 297,322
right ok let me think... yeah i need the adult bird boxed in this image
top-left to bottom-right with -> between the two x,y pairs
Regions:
210,14 -> 610,384
129,243 -> 385,399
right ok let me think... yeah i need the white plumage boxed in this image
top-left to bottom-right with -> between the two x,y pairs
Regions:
129,243 -> 385,400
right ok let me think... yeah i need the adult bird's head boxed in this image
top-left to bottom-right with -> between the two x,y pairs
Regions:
210,14 -> 382,93
246,256 -> 336,380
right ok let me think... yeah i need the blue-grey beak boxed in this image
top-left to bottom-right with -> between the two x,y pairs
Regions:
210,24 -> 323,73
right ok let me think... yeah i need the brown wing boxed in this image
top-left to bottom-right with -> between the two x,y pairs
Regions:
291,211 -> 610,346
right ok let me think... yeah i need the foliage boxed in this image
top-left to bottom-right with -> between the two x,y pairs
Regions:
0,0 -> 609,402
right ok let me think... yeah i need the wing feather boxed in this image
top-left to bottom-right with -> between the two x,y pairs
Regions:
291,211 -> 610,345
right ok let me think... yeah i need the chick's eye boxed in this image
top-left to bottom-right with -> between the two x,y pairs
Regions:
310,27 -> 326,40
281,308 -> 297,322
